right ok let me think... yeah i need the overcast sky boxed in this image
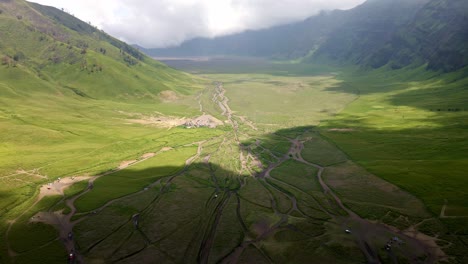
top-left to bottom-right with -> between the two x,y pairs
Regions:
29,0 -> 366,48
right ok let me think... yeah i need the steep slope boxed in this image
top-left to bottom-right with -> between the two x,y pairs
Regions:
0,0 -> 199,101
145,9 -> 348,60
393,0 -> 468,72
146,0 -> 429,61
312,0 -> 430,66
150,0 -> 468,73
315,0 -> 468,72
0,3 -> 205,261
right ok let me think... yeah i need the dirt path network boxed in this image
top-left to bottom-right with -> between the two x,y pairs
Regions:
221,131 -> 446,263
212,82 -> 243,134
289,138 -> 445,263
7,146 -> 190,263
7,81 -> 448,263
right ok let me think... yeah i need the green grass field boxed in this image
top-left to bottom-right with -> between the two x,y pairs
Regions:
3,1 -> 466,262
321,66 -> 468,217
2,56 -> 467,263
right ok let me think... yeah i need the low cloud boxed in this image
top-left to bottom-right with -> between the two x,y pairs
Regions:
30,0 -> 366,48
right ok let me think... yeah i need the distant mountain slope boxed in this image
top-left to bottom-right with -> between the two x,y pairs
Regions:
145,10 -> 348,60
315,0 -> 468,72
398,0 -> 468,72
149,0 -> 468,72
0,0 -> 198,101
311,0 -> 431,66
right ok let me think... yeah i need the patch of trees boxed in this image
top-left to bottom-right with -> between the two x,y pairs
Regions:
100,32 -> 144,61
76,40 -> 88,49
98,48 -> 107,55
80,60 -> 103,73
16,15 -> 22,20
64,86 -> 91,98
29,2 -> 96,35
121,44 -> 144,61
48,55 -> 61,64
122,54 -> 138,66
0,9 -> 3,14
431,108 -> 465,112
13,52 -> 25,62
66,52 -> 81,65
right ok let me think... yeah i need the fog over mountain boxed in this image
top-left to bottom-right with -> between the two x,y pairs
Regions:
149,0 -> 468,72
29,0 -> 366,48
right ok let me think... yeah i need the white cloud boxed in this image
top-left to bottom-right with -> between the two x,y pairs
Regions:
29,0 -> 366,48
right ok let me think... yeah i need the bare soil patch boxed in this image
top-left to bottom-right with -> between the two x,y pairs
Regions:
38,176 -> 90,201
158,90 -> 179,102
118,160 -> 138,169
141,153 -> 155,159
184,114 -> 223,128
126,115 -> 186,128
126,114 -> 223,129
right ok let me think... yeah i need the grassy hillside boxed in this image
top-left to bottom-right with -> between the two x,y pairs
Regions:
312,0 -> 430,67
316,0 -> 468,72
0,1 -> 210,262
320,66 -> 468,261
0,0 -> 207,178
0,0 -> 199,100
322,65 -> 468,214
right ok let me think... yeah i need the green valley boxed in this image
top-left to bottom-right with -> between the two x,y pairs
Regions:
1,0 -> 467,263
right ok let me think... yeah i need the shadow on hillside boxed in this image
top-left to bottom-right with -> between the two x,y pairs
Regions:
78,126 -> 317,212
388,84 -> 468,112
5,124 -> 468,263
320,72 -> 468,133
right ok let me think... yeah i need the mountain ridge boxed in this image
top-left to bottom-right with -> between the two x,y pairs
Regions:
146,0 -> 468,73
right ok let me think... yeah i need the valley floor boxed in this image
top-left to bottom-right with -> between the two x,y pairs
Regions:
1,59 -> 467,263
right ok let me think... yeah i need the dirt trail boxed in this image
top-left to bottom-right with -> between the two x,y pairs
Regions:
198,193 -> 232,264
196,92 -> 204,113
5,174 -> 89,259
7,80 -> 449,263
8,148 -> 178,263
211,82 -> 261,177
213,82 -> 237,131
213,82 -> 256,133
221,133 -> 446,263
288,138 -> 445,263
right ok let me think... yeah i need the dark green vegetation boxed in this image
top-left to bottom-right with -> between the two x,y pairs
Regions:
149,0 -> 468,72
1,0 -> 467,263
161,57 -> 468,263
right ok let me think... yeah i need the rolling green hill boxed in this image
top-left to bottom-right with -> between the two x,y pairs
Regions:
0,0 -> 199,101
